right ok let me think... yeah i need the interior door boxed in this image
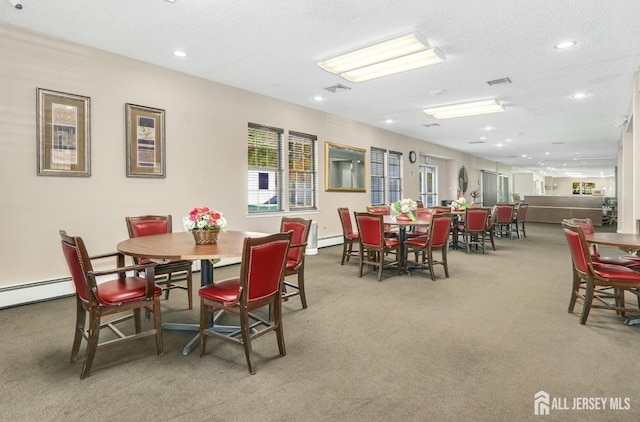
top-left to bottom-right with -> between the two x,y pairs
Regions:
419,165 -> 437,207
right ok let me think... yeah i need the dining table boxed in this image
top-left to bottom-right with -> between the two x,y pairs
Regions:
383,215 -> 432,274
584,231 -> 640,325
117,230 -> 268,355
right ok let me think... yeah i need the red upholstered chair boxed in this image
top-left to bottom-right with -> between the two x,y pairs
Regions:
126,215 -> 194,309
561,222 -> 640,324
405,213 -> 453,280
338,207 -> 360,265
198,232 -> 292,374
455,207 -> 490,254
354,212 -> 402,281
483,208 -> 498,251
407,208 -> 433,239
494,204 -> 515,239
366,205 -> 398,238
280,217 -> 312,309
513,203 -> 529,238
59,230 -> 163,379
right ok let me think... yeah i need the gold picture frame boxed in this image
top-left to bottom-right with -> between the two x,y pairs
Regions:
37,88 -> 91,176
125,103 -> 166,178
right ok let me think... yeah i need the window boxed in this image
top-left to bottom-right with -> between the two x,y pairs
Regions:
248,124 -> 318,213
288,131 -> 317,210
247,124 -> 283,213
370,147 -> 385,205
388,150 -> 402,202
370,148 -> 402,205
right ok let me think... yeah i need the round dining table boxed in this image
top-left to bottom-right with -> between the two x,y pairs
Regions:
117,230 -> 268,355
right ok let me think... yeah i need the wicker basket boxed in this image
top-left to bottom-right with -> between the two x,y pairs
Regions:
191,229 -> 219,245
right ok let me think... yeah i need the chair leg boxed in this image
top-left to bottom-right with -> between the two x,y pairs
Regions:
199,299 -> 208,357
70,298 -> 85,363
80,311 -> 101,379
239,311 -> 255,374
341,241 -> 348,265
274,298 -> 286,357
377,251 -> 383,282
568,269 -> 581,313
358,248 -> 365,277
442,247 -> 449,278
427,249 -> 436,281
297,270 -> 307,309
133,308 -> 142,333
580,276 -> 595,325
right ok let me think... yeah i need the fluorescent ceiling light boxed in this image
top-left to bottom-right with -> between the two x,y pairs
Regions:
318,32 -> 445,83
423,99 -> 504,119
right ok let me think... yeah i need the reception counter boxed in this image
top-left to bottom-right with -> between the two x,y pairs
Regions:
524,195 -> 603,226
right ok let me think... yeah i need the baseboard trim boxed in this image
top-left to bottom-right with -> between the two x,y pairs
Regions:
0,236 -> 343,309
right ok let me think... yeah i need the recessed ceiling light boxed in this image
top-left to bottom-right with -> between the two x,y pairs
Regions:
385,119 -> 394,124
545,152 -> 550,155
522,154 -> 527,158
430,89 -> 445,96
505,138 -> 512,142
571,92 -> 587,99
165,0 -> 176,3
554,41 -> 577,49
480,136 -> 486,140
484,126 -> 493,131
313,95 -> 324,101
172,50 -> 188,57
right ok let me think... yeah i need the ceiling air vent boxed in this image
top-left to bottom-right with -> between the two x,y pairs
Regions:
324,83 -> 351,93
423,123 -> 441,128
468,141 -> 485,144
486,77 -> 512,86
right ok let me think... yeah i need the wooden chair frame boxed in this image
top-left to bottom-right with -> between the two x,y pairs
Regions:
280,217 -> 312,309
354,212 -> 401,282
60,230 -> 163,379
337,207 -> 360,265
125,215 -> 194,309
405,213 -> 453,280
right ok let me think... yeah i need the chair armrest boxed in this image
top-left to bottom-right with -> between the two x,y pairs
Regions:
289,242 -> 308,249
88,263 -> 157,300
89,251 -> 121,260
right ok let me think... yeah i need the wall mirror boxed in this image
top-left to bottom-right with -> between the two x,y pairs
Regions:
325,142 -> 366,192
458,166 -> 469,193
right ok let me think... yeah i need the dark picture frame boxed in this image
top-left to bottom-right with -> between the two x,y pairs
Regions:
36,88 -> 91,176
125,103 -> 166,178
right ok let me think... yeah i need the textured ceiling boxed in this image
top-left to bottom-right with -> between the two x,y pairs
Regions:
3,0 -> 640,178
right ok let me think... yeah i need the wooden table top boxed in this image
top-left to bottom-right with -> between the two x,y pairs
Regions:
584,232 -> 640,250
116,230 -> 268,261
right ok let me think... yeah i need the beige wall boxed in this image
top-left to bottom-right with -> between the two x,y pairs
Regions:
0,23 -> 524,296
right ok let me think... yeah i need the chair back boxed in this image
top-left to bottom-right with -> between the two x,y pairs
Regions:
338,207 -> 356,237
495,205 -> 514,223
126,215 -> 172,238
465,207 -> 489,232
561,222 -> 593,277
486,208 -> 498,230
429,213 -> 453,248
354,212 -> 384,248
516,204 -> 528,222
432,206 -> 451,215
563,218 -> 598,257
239,232 -> 292,304
126,215 -> 172,265
366,205 -> 390,215
280,217 -> 311,265
413,208 -> 433,235
59,230 -> 95,304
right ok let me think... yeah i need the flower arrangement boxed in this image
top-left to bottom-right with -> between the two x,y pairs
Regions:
450,197 -> 469,211
392,198 -> 418,221
470,189 -> 481,201
183,207 -> 228,232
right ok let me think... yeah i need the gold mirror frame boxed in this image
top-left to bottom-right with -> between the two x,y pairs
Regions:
325,142 -> 366,192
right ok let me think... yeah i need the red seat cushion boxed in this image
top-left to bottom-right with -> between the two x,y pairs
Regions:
97,277 -> 162,306
199,278 -> 241,305
406,238 -> 429,248
384,239 -> 401,248
592,263 -> 640,283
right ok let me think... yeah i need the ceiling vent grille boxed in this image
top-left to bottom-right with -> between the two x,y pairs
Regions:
468,140 -> 485,144
324,83 -> 351,93
486,77 -> 512,86
423,123 -> 441,128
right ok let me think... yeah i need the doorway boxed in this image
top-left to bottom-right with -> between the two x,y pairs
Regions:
419,165 -> 438,207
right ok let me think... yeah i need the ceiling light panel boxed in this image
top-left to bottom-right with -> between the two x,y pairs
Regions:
318,32 -> 445,83
423,99 -> 504,119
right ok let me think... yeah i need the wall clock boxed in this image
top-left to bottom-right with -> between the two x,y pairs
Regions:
409,151 -> 416,163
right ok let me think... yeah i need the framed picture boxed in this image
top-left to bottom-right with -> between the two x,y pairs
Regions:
36,88 -> 91,176
125,103 -> 165,178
